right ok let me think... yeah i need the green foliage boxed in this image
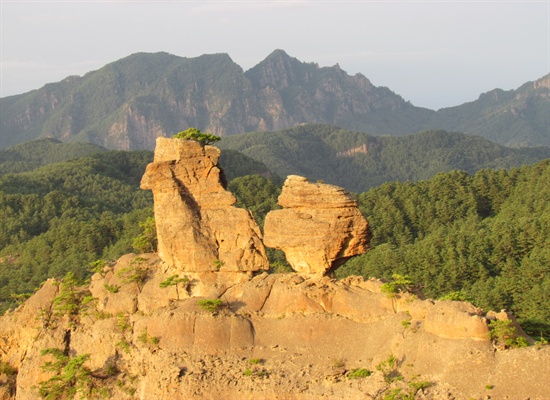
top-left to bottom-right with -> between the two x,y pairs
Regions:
347,368 -> 372,379
159,274 -> 189,300
115,339 -> 131,354
52,272 -> 94,327
227,174 -> 282,227
137,329 -> 160,348
439,291 -> 472,302
488,320 -> 529,349
249,358 -> 263,365
116,257 -> 149,292
376,354 -> 401,384
380,274 -> 414,297
0,361 -> 17,375
338,160 -> 550,337
198,298 -> 223,313
116,313 -> 131,332
0,149 -> 153,314
219,150 -> 277,182
0,139 -> 107,175
173,128 -> 221,145
37,348 -> 92,400
132,216 -> 157,253
212,259 -> 224,271
219,126 -> 550,193
89,259 -> 107,276
103,284 -> 120,294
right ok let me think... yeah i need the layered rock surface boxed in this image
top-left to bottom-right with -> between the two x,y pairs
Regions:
140,137 -> 269,273
0,254 -> 547,400
264,175 -> 369,274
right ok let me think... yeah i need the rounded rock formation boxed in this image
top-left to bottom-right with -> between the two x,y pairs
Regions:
263,175 -> 369,275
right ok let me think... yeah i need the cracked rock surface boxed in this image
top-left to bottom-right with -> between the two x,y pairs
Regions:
140,137 -> 269,273
2,254 -> 547,400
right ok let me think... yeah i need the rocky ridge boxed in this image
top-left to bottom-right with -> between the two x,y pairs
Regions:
0,253 -> 548,400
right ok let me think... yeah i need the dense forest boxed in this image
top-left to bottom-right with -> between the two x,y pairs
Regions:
218,125 -> 550,193
0,139 -> 548,339
0,140 -> 274,313
229,161 -> 550,338
337,161 -> 550,338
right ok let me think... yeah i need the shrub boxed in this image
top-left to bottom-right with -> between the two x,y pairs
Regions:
37,348 -> 93,400
132,217 -> 157,253
347,368 -> 372,379
116,313 -> 130,332
159,274 -> 189,300
115,339 -> 131,354
376,354 -> 401,384
116,257 -> 149,292
173,128 -> 221,145
103,284 -> 120,294
198,299 -> 223,313
381,274 -> 414,298
52,272 -> 95,328
489,319 -> 529,349
0,361 -> 17,375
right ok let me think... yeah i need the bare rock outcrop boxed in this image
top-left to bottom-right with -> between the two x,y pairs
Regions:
1,255 -> 548,400
140,137 -> 269,273
263,175 -> 369,275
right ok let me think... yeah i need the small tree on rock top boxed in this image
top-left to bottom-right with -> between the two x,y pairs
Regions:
173,128 -> 221,145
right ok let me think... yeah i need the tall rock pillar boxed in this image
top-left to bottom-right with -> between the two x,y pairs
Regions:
140,137 -> 269,273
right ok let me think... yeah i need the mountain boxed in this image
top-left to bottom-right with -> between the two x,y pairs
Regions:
2,50 -> 547,149
431,74 -> 550,147
218,124 -> 550,193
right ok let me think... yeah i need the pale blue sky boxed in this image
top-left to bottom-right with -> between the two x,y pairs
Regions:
1,0 -> 548,110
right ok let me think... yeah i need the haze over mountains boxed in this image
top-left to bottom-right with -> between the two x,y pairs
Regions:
1,50 -> 548,149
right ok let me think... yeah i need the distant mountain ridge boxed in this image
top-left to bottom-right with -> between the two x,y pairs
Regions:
1,50 -> 548,149
218,125 -> 550,192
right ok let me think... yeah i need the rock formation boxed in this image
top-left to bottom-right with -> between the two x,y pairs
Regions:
140,137 -> 269,273
264,175 -> 369,275
2,140 -> 548,400
1,254 -> 548,400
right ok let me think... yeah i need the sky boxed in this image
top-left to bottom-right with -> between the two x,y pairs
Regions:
0,0 -> 548,110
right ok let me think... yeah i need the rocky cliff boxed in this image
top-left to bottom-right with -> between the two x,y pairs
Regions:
2,51 -> 548,150
140,137 -> 269,275
0,254 -> 548,400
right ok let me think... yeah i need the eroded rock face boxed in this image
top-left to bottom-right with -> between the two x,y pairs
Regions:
140,137 -> 269,273
1,256 -> 547,400
263,175 -> 369,275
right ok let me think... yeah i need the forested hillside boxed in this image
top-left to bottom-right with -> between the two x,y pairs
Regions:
431,74 -> 550,147
1,139 -> 548,338
0,150 -> 154,312
0,138 -> 107,175
337,160 -> 550,338
0,141 -> 275,313
219,124 -> 550,193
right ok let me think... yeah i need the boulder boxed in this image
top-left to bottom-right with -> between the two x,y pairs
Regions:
140,138 -> 269,273
263,175 -> 369,275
